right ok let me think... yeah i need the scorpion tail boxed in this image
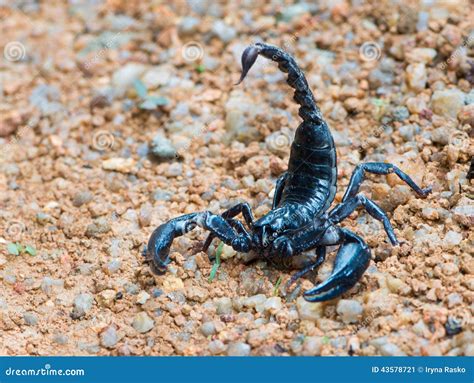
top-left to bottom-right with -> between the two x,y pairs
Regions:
237,42 -> 323,123
303,230 -> 371,302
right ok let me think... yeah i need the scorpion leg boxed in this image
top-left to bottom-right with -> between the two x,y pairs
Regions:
286,246 -> 326,290
207,218 -> 251,262
342,162 -> 432,202
145,211 -> 252,275
272,172 -> 288,209
202,202 -> 254,253
304,228 -> 371,302
329,194 -> 399,245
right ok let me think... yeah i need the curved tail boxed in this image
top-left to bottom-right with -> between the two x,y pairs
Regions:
238,43 -> 337,216
237,42 -> 323,124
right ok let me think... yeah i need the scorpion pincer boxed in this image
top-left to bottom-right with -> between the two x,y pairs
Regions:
144,42 -> 431,302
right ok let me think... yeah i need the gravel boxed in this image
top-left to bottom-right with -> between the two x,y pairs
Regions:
52,334 -> 68,345
370,337 -> 407,356
296,297 -> 323,322
215,297 -> 233,315
112,63 -> 146,95
2,1 -> 470,358
85,217 -> 111,238
431,127 -> 450,145
136,291 -> 151,305
208,340 -> 226,355
431,89 -> 465,118
263,297 -> 283,314
336,300 -> 363,324
132,312 -> 154,333
301,336 -> 323,356
100,325 -> 119,349
227,342 -> 251,356
23,312 -> 38,326
72,191 -> 93,207
150,134 -> 177,159
200,322 -> 216,337
211,20 -> 236,43
71,293 -> 94,319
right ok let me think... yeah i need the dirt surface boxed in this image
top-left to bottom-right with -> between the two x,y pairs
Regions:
0,1 -> 473,356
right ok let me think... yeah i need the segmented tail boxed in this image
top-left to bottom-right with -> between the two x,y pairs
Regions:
238,42 -> 323,124
238,42 -> 337,217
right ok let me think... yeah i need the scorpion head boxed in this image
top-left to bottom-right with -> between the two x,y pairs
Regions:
252,208 -> 289,249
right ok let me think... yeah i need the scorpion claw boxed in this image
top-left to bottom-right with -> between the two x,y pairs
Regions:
145,219 -> 183,275
303,231 -> 371,302
235,45 -> 261,85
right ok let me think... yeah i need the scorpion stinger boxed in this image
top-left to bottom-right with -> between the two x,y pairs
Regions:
235,44 -> 261,85
145,42 -> 432,302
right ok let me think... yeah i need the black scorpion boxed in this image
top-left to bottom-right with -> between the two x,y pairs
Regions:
144,43 -> 431,302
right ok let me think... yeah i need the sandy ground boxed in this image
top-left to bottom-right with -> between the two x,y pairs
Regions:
0,0 -> 473,356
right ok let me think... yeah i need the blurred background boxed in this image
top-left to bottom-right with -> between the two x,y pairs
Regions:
0,1 -> 472,356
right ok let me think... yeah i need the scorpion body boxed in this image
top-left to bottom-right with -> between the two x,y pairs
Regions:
145,43 -> 431,302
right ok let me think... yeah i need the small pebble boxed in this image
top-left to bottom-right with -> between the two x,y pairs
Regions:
227,342 -> 251,356
200,321 -> 216,337
336,299 -> 363,323
452,204 -> 473,227
406,63 -> 427,91
296,297 -> 323,322
183,256 -> 197,272
263,297 -> 283,314
106,259 -> 121,274
446,293 -> 462,308
97,290 -> 116,308
71,293 -> 94,319
150,134 -> 177,159
220,244 -> 237,260
370,337 -> 406,356
208,340 -> 226,355
23,312 -> 38,326
85,217 -> 111,238
100,325 -> 119,349
132,312 -> 154,333
398,124 -> 418,141
136,291 -> 151,305
301,336 -> 323,356
102,158 -> 136,173
53,333 -> 68,345
72,191 -> 93,207
215,297 -> 233,315
443,231 -> 462,249
166,163 -> 183,177
41,277 -> 64,295
125,283 -> 140,295
431,127 -> 450,145
139,203 -> 152,227
445,317 -> 463,336
243,294 -> 266,311
211,20 -> 236,43
431,89 -> 465,119
392,106 -> 409,121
